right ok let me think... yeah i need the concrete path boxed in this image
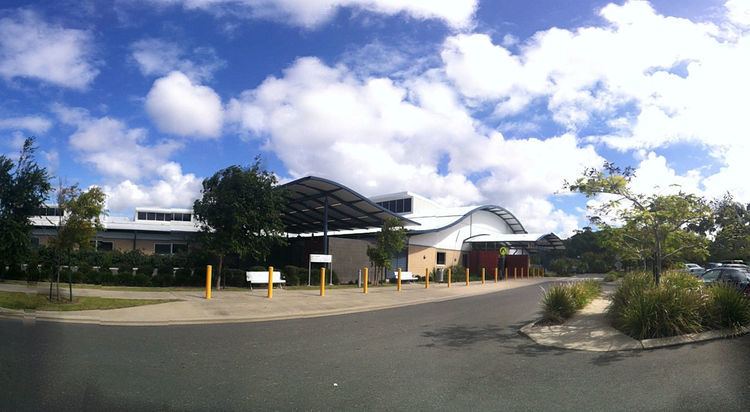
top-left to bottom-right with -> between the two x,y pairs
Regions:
0,278 -> 550,325
521,295 -> 749,351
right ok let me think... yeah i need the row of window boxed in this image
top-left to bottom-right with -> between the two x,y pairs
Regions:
377,198 -> 412,214
35,207 -> 64,217
137,212 -> 193,222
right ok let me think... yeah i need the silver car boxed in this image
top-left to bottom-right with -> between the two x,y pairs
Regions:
684,263 -> 705,276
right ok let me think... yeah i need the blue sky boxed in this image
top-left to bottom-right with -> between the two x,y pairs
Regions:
1,0 -> 749,237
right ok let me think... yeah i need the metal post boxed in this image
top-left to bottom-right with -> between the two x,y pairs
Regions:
205,265 -> 212,299
447,268 -> 451,288
320,267 -> 326,296
494,267 -> 498,283
267,266 -> 273,299
514,267 -> 517,279
358,269 -> 361,288
363,267 -> 368,294
425,267 -> 429,289
505,267 -> 508,280
397,267 -> 402,292
481,268 -> 485,285
465,267 -> 469,286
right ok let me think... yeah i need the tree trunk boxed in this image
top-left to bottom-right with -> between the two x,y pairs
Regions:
215,255 -> 223,290
654,241 -> 662,285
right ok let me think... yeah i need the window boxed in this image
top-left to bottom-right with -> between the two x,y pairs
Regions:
436,252 -> 446,265
721,269 -> 746,283
154,244 -> 172,254
137,212 -> 147,220
702,269 -> 720,282
147,212 -> 156,220
97,241 -> 113,251
172,243 -> 188,253
376,198 -> 412,214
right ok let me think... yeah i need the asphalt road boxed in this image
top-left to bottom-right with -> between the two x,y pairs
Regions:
2,282 -> 749,411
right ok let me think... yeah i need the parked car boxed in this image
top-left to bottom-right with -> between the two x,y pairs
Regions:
683,263 -> 705,276
700,267 -> 750,295
706,262 -> 723,269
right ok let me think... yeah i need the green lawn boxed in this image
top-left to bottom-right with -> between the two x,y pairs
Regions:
0,291 -> 178,311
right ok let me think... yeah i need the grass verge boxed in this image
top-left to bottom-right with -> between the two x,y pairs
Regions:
0,291 -> 178,311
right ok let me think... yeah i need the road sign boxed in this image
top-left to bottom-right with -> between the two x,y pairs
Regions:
310,254 -> 332,263
499,247 -> 508,256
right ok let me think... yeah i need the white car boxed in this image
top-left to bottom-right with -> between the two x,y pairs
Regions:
684,263 -> 705,276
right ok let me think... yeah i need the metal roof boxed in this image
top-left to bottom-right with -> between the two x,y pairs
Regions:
407,205 -> 527,235
465,233 -> 565,250
277,176 -> 419,234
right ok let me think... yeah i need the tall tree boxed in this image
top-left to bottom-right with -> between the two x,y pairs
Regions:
709,194 -> 750,261
0,137 -> 51,280
48,184 -> 106,300
193,159 -> 287,289
366,217 -> 407,283
567,162 -> 711,284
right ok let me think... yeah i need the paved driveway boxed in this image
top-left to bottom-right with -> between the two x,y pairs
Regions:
2,283 -> 748,411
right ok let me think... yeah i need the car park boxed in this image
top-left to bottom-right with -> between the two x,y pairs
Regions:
699,267 -> 750,296
683,263 -> 705,276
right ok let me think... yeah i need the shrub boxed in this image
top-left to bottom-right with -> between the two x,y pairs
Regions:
116,266 -> 135,286
133,273 -> 152,287
154,265 -> 175,287
222,268 -> 247,287
569,280 -> 602,309
707,284 -> 750,329
662,271 -> 702,290
100,268 -> 116,285
283,265 -> 302,286
541,285 -> 576,323
174,268 -> 192,286
609,272 -> 708,339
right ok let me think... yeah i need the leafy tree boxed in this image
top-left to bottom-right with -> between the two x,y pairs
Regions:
193,159 -> 287,289
48,184 -> 106,300
366,217 -> 407,283
567,162 -> 711,284
709,194 -> 750,262
0,137 -> 51,280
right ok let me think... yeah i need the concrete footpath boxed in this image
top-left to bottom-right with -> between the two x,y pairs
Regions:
521,296 -> 750,352
0,278 -> 551,326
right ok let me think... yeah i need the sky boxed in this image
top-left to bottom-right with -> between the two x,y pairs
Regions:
1,0 -> 749,238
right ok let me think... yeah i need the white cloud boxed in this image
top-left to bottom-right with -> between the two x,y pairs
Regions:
53,105 -> 203,213
0,10 -> 97,89
228,57 -> 603,236
150,0 -> 477,29
145,71 -> 224,138
105,162 -> 202,213
130,38 -> 225,81
438,0 -> 750,211
0,116 -> 52,133
727,0 -> 750,27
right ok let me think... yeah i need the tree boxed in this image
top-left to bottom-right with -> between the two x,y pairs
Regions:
709,194 -> 750,262
366,217 -> 407,283
193,159 -> 287,290
0,137 -> 51,280
567,162 -> 711,284
48,184 -> 106,301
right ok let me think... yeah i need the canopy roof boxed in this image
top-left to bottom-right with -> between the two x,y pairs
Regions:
465,233 -> 565,250
278,176 -> 419,234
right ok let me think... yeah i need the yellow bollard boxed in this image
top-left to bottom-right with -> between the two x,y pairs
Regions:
397,267 -> 402,292
363,267 -> 368,294
320,267 -> 326,296
267,266 -> 274,299
481,268 -> 485,285
447,268 -> 452,288
514,267 -> 517,279
465,267 -> 470,286
205,265 -> 212,300
494,267 -> 498,283
425,267 -> 429,289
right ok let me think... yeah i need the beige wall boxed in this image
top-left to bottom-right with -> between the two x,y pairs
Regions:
407,245 -> 462,278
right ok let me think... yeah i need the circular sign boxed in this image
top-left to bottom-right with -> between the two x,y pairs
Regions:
499,247 -> 508,256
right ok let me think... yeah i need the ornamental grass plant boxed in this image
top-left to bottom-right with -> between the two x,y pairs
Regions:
609,271 -> 750,339
541,280 -> 602,324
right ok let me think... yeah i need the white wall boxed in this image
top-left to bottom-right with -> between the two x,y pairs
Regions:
409,210 -> 514,250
